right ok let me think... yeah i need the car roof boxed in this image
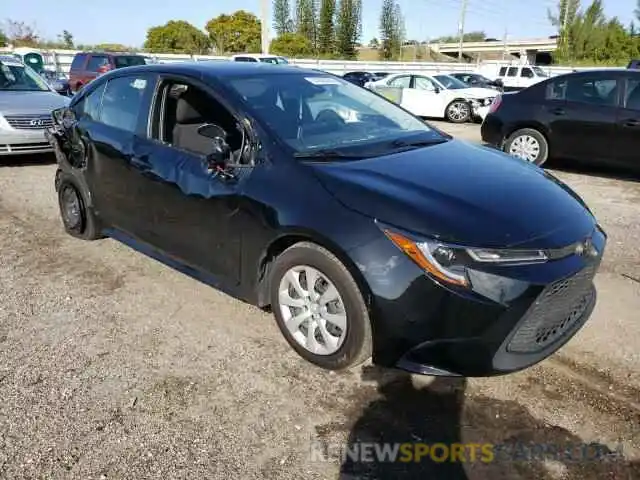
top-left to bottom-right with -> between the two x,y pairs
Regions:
97,61 -> 314,79
77,51 -> 143,56
232,53 -> 282,59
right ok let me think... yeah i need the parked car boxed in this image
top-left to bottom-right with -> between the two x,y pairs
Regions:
40,69 -> 72,96
0,55 -> 70,156
481,69 -> 639,168
449,72 -> 503,91
373,72 -> 390,80
343,71 -> 378,87
494,64 -> 548,91
368,73 -> 497,122
68,52 -> 147,92
231,54 -> 289,65
46,62 -> 605,377
627,59 -> 640,69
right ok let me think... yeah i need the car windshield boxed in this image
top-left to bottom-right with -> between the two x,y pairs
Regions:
114,56 -> 147,68
0,61 -> 50,92
433,75 -> 469,90
227,73 -> 443,157
532,66 -> 548,77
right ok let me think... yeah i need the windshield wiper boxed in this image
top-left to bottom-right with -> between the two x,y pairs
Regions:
293,149 -> 367,160
390,137 -> 448,149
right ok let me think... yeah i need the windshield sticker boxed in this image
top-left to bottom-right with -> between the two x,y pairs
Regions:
305,76 -> 341,86
131,78 -> 147,90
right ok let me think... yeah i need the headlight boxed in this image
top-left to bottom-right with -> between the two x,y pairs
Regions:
382,229 -> 547,288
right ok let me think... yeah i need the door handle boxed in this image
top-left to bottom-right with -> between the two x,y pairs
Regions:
622,118 -> 640,128
551,107 -> 565,116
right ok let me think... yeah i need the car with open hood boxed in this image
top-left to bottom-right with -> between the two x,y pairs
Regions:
0,55 -> 71,156
367,72 -> 498,122
46,62 -> 605,377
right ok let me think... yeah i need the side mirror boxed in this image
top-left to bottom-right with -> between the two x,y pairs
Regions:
493,78 -> 503,87
434,86 -> 441,94
197,123 -> 231,170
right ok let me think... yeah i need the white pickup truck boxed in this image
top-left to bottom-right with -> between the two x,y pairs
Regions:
494,65 -> 549,91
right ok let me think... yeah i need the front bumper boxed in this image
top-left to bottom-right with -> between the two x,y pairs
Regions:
0,129 -> 52,156
348,226 -> 606,377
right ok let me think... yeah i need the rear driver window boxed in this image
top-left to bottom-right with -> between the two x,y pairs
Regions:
100,75 -> 151,133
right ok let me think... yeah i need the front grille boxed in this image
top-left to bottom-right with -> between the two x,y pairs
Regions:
507,263 -> 598,353
0,142 -> 52,154
4,114 -> 53,130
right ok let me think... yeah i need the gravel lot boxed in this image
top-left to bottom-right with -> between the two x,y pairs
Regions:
1,121 -> 639,480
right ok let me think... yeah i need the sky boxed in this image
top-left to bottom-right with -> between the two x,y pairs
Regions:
2,0 -> 636,48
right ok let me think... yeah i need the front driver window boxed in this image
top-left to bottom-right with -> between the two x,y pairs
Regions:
414,76 -> 436,91
152,81 -> 244,159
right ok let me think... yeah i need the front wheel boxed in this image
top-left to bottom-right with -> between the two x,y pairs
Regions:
57,174 -> 103,240
270,242 -> 372,371
445,100 -> 471,123
504,128 -> 549,166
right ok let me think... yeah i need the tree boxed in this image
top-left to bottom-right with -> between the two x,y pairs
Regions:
205,10 -> 261,54
0,29 -> 7,47
59,30 -> 74,49
273,0 -> 294,36
432,31 -> 486,43
336,0 -> 361,59
548,0 -> 581,58
368,37 -> 379,48
636,0 -> 640,23
94,43 -> 136,52
270,32 -> 313,56
296,0 -> 317,49
144,20 -> 210,54
3,20 -> 39,47
379,0 -> 402,60
318,0 -> 336,54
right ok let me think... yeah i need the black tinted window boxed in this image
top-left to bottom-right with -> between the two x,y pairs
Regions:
100,75 -> 152,133
70,54 -> 87,70
507,67 -> 518,77
114,56 -> 146,68
86,55 -> 109,72
565,77 -> 618,106
499,67 -> 507,76
626,79 -> 640,109
521,68 -> 534,78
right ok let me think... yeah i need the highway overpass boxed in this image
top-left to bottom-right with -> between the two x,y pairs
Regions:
430,37 -> 558,62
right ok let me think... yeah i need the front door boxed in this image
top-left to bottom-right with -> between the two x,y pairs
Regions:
125,77 -> 251,282
410,75 -> 445,118
614,74 -> 640,168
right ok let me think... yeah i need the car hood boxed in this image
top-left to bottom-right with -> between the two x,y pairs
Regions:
0,91 -> 70,115
453,87 -> 498,98
308,140 -> 596,249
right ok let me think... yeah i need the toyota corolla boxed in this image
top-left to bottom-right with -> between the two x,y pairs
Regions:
46,62 -> 606,377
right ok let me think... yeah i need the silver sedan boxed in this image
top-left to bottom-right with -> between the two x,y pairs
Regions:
1,56 -> 70,156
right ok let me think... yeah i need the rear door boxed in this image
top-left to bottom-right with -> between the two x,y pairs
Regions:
81,73 -> 158,233
541,73 -> 620,163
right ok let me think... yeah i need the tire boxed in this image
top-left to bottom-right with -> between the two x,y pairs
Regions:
269,242 -> 373,371
57,174 -> 103,240
445,100 -> 471,123
504,128 -> 549,166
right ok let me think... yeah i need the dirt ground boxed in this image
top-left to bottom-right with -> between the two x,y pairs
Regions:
0,121 -> 639,480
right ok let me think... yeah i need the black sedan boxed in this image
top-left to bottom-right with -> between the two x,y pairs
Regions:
46,62 -> 605,377
342,71 -> 378,87
449,72 -> 503,91
481,68 -> 640,168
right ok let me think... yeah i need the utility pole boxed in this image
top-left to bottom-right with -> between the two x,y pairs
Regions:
502,27 -> 508,60
457,0 -> 468,62
261,0 -> 269,54
561,0 -> 570,55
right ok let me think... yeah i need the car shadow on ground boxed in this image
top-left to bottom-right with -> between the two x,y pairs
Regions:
335,366 -> 639,480
548,158 -> 639,184
0,153 -> 56,167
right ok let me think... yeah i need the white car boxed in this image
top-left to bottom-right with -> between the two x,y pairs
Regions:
367,73 -> 497,123
494,64 -> 549,91
230,54 -> 289,65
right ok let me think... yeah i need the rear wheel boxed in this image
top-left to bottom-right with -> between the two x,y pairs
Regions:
57,175 -> 103,240
445,100 -> 471,123
504,128 -> 549,166
270,242 -> 372,371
